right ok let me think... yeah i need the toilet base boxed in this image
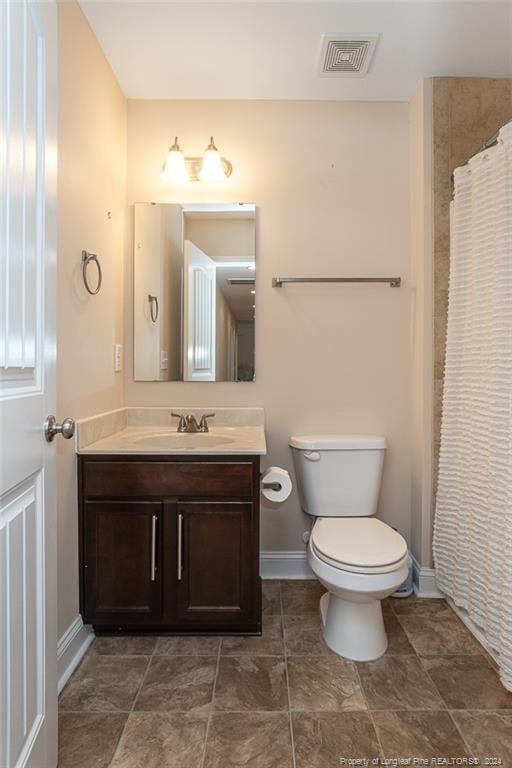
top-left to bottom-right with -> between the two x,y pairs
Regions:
320,592 -> 388,662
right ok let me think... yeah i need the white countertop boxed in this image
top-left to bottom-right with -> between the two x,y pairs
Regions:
77,425 -> 267,456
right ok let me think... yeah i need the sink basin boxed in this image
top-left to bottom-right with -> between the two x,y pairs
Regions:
133,432 -> 235,450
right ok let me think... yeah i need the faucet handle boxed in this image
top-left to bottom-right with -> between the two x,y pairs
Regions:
199,412 -> 215,432
171,412 -> 186,432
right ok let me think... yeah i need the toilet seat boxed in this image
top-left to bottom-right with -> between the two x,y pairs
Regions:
311,518 -> 408,575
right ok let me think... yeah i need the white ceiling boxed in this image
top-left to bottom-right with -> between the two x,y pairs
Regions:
79,1 -> 512,101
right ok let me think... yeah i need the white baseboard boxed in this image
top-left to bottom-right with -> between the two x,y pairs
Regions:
260,550 -> 314,580
412,557 -> 444,598
260,551 -> 446,592
57,615 -> 94,694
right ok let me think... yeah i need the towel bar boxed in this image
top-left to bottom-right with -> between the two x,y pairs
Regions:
272,276 -> 401,288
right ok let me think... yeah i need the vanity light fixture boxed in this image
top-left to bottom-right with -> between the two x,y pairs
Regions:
161,136 -> 188,183
198,136 -> 229,182
161,135 -> 233,183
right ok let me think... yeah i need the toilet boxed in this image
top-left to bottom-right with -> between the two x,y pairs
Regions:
289,434 -> 408,662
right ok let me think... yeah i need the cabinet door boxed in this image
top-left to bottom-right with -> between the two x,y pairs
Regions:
83,501 -> 162,625
175,502 -> 257,628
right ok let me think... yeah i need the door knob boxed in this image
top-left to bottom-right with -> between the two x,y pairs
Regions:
44,415 -> 75,442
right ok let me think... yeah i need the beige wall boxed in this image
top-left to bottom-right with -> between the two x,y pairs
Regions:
125,100 -> 412,550
57,0 -> 126,637
185,217 -> 255,260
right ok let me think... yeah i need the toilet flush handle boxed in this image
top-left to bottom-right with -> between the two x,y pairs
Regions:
304,451 -> 321,462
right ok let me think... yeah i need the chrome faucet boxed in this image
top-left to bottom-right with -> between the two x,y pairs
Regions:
171,412 -> 187,432
184,415 -> 201,433
199,413 -> 215,433
171,412 -> 215,433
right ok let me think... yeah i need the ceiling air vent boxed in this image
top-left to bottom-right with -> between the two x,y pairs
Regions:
228,278 -> 255,286
319,35 -> 379,77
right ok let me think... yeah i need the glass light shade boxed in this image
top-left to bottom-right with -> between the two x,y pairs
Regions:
161,137 -> 187,183
198,137 -> 226,182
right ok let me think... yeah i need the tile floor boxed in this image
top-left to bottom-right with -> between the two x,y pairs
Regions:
58,581 -> 512,767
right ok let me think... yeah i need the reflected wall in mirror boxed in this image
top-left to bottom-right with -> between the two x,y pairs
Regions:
134,203 -> 256,382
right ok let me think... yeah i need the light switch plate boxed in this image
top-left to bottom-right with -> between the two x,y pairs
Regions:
114,343 -> 122,372
160,350 -> 168,371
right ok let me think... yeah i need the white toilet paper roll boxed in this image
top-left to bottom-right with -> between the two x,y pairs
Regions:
261,466 -> 292,503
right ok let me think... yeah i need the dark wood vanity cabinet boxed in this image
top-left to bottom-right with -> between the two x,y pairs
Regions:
82,501 -> 163,624
175,501 -> 255,626
78,455 -> 261,634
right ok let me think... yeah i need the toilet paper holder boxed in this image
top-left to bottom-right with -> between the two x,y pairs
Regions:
261,480 -> 282,492
260,467 -> 292,503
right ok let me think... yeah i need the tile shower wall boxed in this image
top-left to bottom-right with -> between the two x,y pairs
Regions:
432,78 -> 512,492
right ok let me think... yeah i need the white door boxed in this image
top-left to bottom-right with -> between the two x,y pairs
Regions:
183,240 -> 216,381
0,2 -> 59,766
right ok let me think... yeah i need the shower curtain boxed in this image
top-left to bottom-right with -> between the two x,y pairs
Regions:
433,121 -> 512,690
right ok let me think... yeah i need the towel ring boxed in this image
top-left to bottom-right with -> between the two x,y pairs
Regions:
81,251 -> 102,295
148,294 -> 159,323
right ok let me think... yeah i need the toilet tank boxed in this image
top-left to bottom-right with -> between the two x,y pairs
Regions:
289,435 -> 386,517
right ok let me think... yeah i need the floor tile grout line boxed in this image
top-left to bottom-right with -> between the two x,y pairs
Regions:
200,713 -> 213,768
414,652 -> 451,710
129,653 -> 153,714
199,639 -> 222,768
88,648 -> 489,659
64,705 -> 510,715
416,651 -> 489,658
393,612 -> 423,655
280,582 -> 297,768
446,709 -> 476,757
60,709 -> 136,715
106,712 -> 132,766
366,709 -> 386,760
352,656 -> 385,758
212,640 -> 222,710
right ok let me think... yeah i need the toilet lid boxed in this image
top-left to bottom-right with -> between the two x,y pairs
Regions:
311,518 -> 407,570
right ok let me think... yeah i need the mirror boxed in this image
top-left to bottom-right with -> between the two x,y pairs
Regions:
133,203 -> 256,382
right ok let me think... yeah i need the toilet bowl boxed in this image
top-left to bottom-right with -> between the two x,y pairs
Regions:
308,517 -> 408,660
289,434 -> 408,662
